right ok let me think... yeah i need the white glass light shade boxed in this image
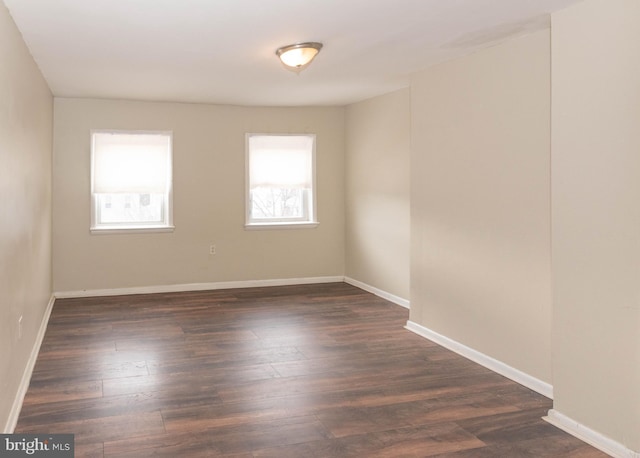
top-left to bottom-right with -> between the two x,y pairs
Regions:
276,42 -> 323,72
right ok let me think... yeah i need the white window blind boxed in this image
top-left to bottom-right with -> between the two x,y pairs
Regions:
248,135 -> 313,189
92,132 -> 171,194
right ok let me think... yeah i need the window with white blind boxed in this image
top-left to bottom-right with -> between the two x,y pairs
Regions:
246,134 -> 317,229
91,131 -> 173,232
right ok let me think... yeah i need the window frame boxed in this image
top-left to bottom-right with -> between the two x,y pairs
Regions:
245,133 -> 319,230
90,129 -> 174,234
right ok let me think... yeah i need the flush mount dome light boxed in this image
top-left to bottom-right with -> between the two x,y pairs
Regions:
275,42 -> 323,73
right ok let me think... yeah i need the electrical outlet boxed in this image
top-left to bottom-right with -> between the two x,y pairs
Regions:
18,316 -> 23,339
209,244 -> 216,255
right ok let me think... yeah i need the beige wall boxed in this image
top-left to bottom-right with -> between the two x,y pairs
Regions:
0,3 -> 53,431
410,30 -> 552,382
345,89 -> 410,300
551,0 -> 640,451
53,98 -> 345,292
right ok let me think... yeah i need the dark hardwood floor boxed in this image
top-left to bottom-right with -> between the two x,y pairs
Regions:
16,283 -> 606,457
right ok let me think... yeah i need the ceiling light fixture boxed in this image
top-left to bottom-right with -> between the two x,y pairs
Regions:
275,42 -> 323,73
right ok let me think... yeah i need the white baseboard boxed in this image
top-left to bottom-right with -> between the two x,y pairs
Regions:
54,276 -> 345,299
404,320 -> 553,399
344,277 -> 410,309
4,294 -> 56,433
544,410 -> 639,458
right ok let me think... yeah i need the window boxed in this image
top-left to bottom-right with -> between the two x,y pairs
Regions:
91,131 -> 173,232
246,134 -> 317,228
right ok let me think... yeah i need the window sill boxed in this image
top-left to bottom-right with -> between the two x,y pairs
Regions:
244,222 -> 319,231
90,225 -> 175,235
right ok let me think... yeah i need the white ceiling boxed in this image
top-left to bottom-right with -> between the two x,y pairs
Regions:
4,0 -> 581,107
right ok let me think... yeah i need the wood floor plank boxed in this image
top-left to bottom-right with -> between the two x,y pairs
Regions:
31,358 -> 149,383
161,397 -> 300,433
203,415 -> 332,455
103,430 -> 252,457
18,411 -> 165,445
15,283 -> 607,457
21,379 -> 103,405
74,442 -> 105,458
315,390 -> 522,438
365,422 -> 486,457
